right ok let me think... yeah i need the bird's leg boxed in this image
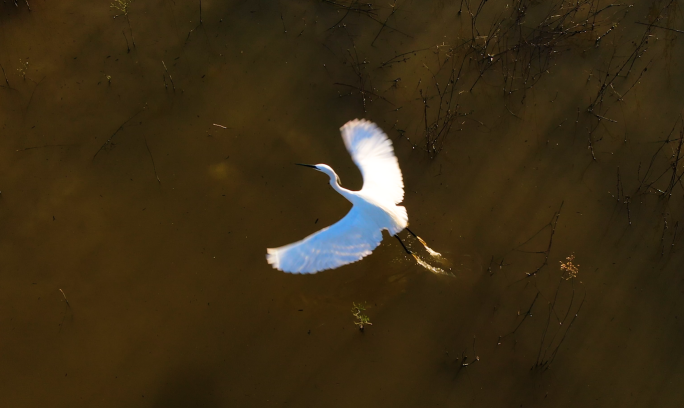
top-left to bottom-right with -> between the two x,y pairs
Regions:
405,227 -> 418,238
394,235 -> 412,255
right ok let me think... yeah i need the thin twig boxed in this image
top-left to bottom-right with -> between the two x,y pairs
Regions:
162,61 -> 175,92
0,63 -> 9,87
635,21 -> 684,34
93,107 -> 146,159
145,138 -> 161,184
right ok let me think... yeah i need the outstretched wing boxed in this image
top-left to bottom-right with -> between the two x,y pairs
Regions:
266,206 -> 384,273
340,119 -> 404,204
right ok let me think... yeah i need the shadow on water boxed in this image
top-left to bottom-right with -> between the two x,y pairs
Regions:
1,0 -> 684,407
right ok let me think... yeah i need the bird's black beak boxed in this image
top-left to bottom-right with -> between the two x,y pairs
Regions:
296,163 -> 318,170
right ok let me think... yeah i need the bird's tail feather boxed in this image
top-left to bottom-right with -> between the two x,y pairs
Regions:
389,205 -> 408,236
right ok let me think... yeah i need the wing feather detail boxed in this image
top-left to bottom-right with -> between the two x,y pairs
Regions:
266,206 -> 383,273
340,119 -> 404,204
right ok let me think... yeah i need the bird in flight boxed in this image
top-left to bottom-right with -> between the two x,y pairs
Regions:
267,119 -> 413,274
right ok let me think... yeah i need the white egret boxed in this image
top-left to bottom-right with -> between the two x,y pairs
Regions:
266,119 -> 413,274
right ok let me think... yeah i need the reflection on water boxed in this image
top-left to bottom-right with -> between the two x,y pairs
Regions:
415,234 -> 444,260
407,232 -> 453,275
412,253 -> 451,277
1,0 -> 684,407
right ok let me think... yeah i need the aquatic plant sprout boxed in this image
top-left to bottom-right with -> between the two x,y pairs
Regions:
110,0 -> 132,16
351,302 -> 372,330
560,255 -> 580,280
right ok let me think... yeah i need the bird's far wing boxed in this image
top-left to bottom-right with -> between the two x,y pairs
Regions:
340,119 -> 404,204
266,206 -> 384,274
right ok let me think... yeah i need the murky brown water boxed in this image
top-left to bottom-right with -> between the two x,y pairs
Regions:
2,0 -> 684,406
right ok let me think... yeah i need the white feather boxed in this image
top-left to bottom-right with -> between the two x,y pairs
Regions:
341,119 -> 404,204
267,206 -> 383,273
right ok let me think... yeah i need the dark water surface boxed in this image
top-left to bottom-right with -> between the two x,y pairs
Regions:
2,0 -> 684,406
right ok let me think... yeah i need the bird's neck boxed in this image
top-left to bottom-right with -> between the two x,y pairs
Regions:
328,175 -> 355,202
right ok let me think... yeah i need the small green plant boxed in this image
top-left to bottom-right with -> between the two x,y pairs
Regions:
17,59 -> 28,80
560,254 -> 579,280
110,0 -> 132,16
351,302 -> 372,331
110,0 -> 136,49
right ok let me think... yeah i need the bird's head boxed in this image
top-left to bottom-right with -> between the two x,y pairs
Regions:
296,163 -> 341,186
